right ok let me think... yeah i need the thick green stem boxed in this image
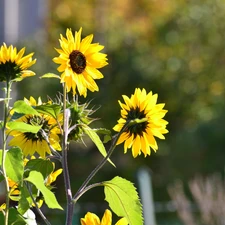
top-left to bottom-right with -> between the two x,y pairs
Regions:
1,81 -> 12,225
61,85 -> 73,225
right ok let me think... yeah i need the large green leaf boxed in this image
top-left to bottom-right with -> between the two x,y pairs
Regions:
0,147 -> 24,182
35,104 -> 62,119
103,176 -> 143,225
13,100 -> 39,115
25,171 -> 63,210
7,121 -> 42,133
25,158 -> 54,179
83,125 -> 115,167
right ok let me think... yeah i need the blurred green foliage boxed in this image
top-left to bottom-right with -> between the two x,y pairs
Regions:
15,0 -> 225,223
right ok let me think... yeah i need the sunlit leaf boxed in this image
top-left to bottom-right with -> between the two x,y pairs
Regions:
40,73 -> 60,79
25,171 -> 63,210
0,147 -> 23,183
7,121 -> 42,133
103,176 -> 143,225
83,125 -> 115,167
13,100 -> 39,115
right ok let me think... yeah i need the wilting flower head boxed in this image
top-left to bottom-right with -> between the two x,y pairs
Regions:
113,88 -> 168,158
53,28 -> 108,97
8,97 -> 61,158
80,209 -> 128,225
0,43 -> 36,82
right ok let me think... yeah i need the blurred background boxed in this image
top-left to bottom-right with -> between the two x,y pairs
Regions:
1,0 -> 225,224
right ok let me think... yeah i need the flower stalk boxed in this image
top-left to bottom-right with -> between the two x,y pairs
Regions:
73,120 -> 131,203
1,81 -> 12,225
61,85 -> 74,225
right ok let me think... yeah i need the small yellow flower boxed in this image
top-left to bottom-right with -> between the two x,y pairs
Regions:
53,28 -> 108,97
8,97 -> 61,158
113,88 -> 168,158
80,209 -> 128,225
0,43 -> 36,82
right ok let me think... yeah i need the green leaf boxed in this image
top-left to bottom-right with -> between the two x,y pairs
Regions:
35,104 -> 62,119
25,171 -> 63,210
0,147 -> 24,182
93,128 -> 112,143
13,100 -> 39,115
40,73 -> 60,79
7,121 -> 42,133
83,125 -> 115,167
0,208 -> 27,225
103,176 -> 143,225
18,185 -> 33,215
25,158 -> 54,179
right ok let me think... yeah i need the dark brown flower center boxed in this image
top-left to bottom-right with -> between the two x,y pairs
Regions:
126,107 -> 148,136
69,50 -> 86,74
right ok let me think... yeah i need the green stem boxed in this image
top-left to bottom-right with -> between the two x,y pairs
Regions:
73,121 -> 130,202
1,81 -> 12,225
26,182 -> 51,225
73,183 -> 103,204
61,85 -> 73,225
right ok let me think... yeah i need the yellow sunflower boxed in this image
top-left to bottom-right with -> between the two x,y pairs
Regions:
8,97 -> 61,158
0,43 -> 36,82
113,88 -> 168,158
80,209 -> 128,225
53,28 -> 108,97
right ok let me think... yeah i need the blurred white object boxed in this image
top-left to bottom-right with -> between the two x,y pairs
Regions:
137,167 -> 157,225
23,209 -> 37,225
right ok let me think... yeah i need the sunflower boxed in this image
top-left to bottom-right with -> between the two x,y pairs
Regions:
113,88 -> 168,158
53,28 -> 108,97
8,97 -> 61,158
80,209 -> 128,225
0,43 -> 36,82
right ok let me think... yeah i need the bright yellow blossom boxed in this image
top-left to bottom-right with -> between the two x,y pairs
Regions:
113,88 -> 168,158
53,28 -> 108,97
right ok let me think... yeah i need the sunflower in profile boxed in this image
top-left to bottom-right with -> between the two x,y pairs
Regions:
53,28 -> 108,97
80,209 -> 128,225
8,97 -> 61,158
0,43 -> 36,82
113,88 -> 168,158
